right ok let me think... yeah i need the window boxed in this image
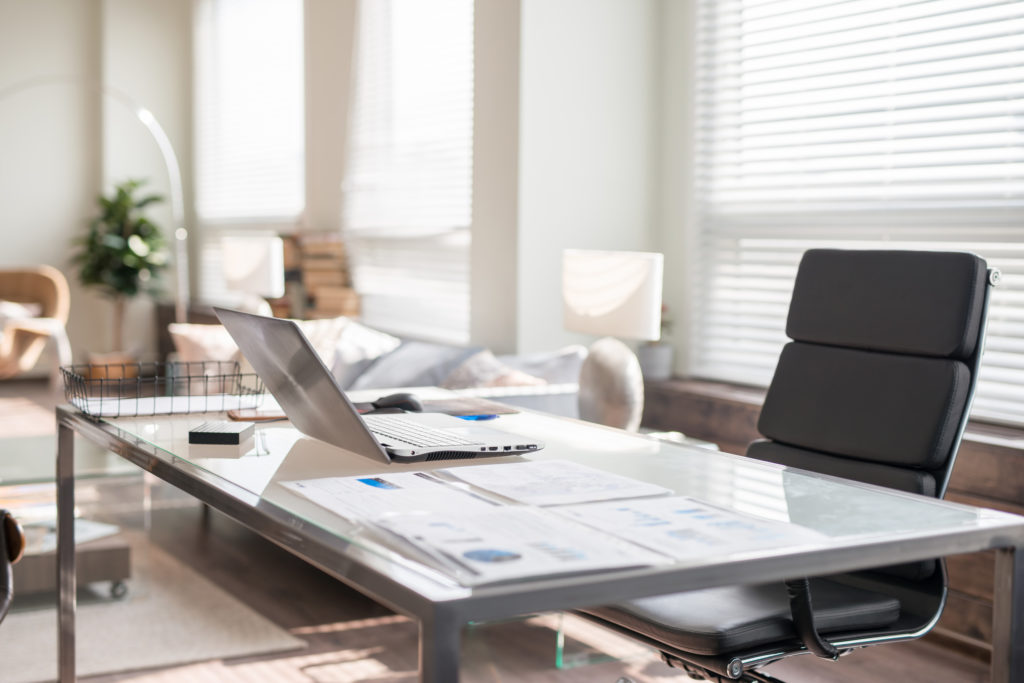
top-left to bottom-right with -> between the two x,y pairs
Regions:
691,0 -> 1024,425
193,0 -> 304,303
342,0 -> 474,343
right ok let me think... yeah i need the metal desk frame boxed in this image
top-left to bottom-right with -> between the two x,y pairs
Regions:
55,405 -> 1024,682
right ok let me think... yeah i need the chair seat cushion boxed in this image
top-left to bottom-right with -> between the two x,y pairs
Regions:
584,578 -> 900,656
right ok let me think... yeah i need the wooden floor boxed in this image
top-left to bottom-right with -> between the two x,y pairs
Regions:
1,379 -> 990,682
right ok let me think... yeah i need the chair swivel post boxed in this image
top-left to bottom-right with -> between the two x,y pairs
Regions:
785,577 -> 839,660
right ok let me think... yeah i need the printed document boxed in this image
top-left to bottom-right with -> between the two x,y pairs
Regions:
557,496 -> 827,560
282,472 -> 496,522
283,471 -> 667,584
373,506 -> 666,585
440,459 -> 671,506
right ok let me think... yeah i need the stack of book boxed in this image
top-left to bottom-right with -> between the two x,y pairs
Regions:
299,235 -> 360,318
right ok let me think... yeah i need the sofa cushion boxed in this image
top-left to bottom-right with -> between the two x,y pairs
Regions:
169,317 -> 370,384
349,340 -> 484,390
329,321 -> 402,389
168,323 -> 240,364
441,349 -> 547,390
496,345 -> 587,384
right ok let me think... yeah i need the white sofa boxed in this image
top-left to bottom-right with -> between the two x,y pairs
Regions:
167,317 -> 586,418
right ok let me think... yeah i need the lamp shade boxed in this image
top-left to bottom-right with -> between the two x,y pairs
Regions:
562,249 -> 664,341
222,236 -> 286,298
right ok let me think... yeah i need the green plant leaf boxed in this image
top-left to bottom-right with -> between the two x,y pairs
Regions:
70,178 -> 168,302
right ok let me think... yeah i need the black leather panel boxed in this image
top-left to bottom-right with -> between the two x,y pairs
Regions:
758,343 -> 970,469
746,440 -> 936,496
585,578 -> 900,656
786,249 -> 987,360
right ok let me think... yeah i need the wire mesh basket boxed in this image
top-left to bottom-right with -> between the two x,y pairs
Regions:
62,360 -> 265,418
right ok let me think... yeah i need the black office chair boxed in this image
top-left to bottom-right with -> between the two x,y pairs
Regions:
583,249 -> 997,682
0,509 -> 26,623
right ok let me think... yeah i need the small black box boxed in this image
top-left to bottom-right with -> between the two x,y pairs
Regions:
188,421 -> 255,445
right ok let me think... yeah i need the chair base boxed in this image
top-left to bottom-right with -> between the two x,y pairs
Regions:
576,605 -> 939,682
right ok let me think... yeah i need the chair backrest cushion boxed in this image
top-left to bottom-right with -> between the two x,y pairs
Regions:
757,342 -> 971,470
786,250 -> 987,360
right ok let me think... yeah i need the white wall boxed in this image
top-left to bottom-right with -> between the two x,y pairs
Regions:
304,0 -> 357,234
0,0 -> 191,361
0,0 -> 104,358
470,0 -> 522,353
655,0 -> 697,375
0,0 -> 686,366
102,0 -> 192,356
515,0 -> 660,353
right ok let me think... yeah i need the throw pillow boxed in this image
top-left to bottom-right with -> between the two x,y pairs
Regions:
0,300 -> 43,327
496,344 -> 587,384
169,317 -> 360,366
441,349 -> 547,390
349,341 -> 485,390
294,316 -> 352,370
167,323 -> 245,394
168,323 -> 241,364
329,320 -> 403,389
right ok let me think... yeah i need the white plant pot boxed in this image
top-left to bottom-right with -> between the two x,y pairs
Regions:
636,343 -> 674,381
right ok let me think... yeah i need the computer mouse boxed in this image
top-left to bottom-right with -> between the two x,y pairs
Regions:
371,392 -> 424,412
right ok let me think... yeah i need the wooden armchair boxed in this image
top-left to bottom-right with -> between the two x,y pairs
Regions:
0,266 -> 72,380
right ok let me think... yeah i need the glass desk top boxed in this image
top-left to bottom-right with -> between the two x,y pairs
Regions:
86,405 -> 1024,606
0,433 -> 138,487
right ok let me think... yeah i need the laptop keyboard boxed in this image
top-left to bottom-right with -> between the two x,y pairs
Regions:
364,414 -> 480,448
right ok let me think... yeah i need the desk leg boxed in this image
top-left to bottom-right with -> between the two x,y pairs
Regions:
419,612 -> 461,683
993,546 -> 1023,683
57,421 -> 76,683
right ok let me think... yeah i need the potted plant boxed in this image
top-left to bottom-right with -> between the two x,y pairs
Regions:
636,304 -> 674,381
71,179 -> 168,372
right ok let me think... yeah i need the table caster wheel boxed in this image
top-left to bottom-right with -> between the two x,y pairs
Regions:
110,580 -> 128,599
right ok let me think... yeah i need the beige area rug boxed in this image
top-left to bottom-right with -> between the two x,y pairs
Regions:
97,612 -> 692,683
0,537 -> 307,683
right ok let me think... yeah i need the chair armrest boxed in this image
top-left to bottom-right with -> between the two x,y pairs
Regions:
786,577 -> 839,660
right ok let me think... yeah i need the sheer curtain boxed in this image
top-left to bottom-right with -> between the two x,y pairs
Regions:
193,0 -> 305,304
342,0 -> 474,344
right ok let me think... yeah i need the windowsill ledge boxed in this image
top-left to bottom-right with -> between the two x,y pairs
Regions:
644,377 -> 1024,455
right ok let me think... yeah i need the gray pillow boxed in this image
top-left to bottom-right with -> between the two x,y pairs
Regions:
496,345 -> 587,384
349,341 -> 485,390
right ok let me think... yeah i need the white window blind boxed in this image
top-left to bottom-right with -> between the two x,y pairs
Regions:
342,0 -> 473,344
692,0 -> 1024,425
194,0 -> 304,222
193,0 -> 304,303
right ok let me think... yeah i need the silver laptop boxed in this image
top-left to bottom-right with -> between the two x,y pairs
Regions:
214,307 -> 543,463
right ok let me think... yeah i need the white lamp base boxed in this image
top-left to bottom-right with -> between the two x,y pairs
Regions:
578,337 -> 645,432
